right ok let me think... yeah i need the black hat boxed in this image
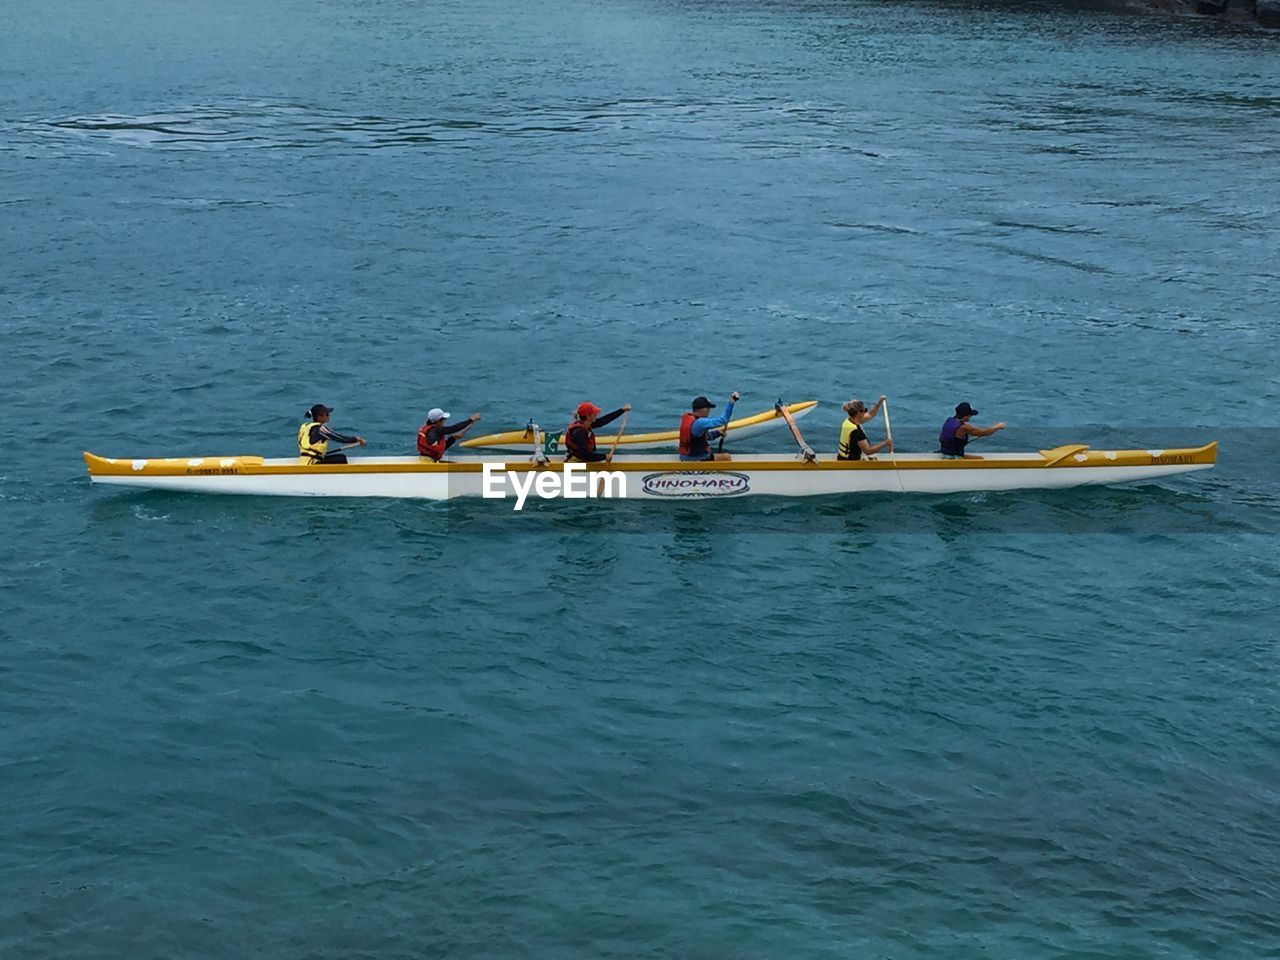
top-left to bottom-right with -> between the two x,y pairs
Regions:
955,402 -> 978,418
691,396 -> 715,410
309,403 -> 334,418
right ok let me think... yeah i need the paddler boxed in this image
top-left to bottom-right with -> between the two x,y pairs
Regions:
939,402 -> 1005,459
837,397 -> 893,460
417,407 -> 481,461
298,404 -> 366,464
564,401 -> 631,462
678,391 -> 740,462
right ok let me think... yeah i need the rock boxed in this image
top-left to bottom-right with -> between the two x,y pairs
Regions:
1259,0 -> 1280,24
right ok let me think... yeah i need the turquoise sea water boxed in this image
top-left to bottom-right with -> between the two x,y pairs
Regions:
3,1 -> 1280,956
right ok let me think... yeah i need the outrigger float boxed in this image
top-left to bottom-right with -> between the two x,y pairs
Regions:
461,401 -> 818,451
83,442 -> 1218,500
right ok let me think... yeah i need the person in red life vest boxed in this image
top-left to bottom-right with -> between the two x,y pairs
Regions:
417,407 -> 482,461
678,391 -> 740,462
298,404 -> 366,464
938,402 -> 1005,459
563,401 -> 630,462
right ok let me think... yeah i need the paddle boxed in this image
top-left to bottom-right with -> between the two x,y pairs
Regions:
881,396 -> 897,465
597,409 -> 630,497
880,396 -> 906,493
308,440 -> 364,464
776,399 -> 817,462
605,409 -> 629,464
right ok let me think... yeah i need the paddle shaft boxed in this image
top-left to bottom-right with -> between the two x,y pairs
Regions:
596,411 -> 629,496
881,397 -> 906,492
881,398 -> 896,460
305,440 -> 364,463
605,410 -> 629,463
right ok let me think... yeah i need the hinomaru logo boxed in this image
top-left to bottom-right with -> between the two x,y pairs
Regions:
481,463 -> 626,510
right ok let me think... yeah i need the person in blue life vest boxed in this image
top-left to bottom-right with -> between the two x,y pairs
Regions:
938,402 -> 1005,459
564,401 -> 631,462
837,397 -> 893,460
678,391 -> 740,462
298,404 -> 366,464
417,407 -> 481,461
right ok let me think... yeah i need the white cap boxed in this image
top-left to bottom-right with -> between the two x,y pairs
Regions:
427,407 -> 450,422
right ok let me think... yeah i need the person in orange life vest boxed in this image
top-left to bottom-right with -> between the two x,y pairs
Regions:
417,407 -> 481,461
938,402 -> 1005,459
298,404 -> 366,464
678,391 -> 740,462
563,401 -> 630,462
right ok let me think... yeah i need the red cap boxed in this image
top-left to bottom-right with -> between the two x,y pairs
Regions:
576,401 -> 602,419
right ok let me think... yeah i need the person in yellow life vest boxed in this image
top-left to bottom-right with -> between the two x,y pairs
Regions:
837,396 -> 893,461
298,404 -> 366,464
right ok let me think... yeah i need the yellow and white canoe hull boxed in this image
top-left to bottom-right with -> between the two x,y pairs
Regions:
83,443 -> 1217,500
459,401 -> 818,451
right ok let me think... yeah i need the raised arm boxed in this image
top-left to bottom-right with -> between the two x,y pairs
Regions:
442,414 -> 481,436
593,405 -> 630,429
961,421 -> 1005,438
692,398 -> 737,438
320,424 -> 366,446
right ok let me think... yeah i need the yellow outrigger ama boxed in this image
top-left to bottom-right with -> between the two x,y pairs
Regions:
459,401 -> 819,451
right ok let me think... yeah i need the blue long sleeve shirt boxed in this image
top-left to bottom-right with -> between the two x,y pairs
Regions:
689,400 -> 735,441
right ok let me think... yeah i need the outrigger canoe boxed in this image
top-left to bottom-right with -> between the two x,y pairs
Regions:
459,401 -> 818,451
83,442 -> 1217,499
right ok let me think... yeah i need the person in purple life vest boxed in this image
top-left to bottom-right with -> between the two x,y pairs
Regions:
678,391 -> 740,462
939,402 -> 1005,459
